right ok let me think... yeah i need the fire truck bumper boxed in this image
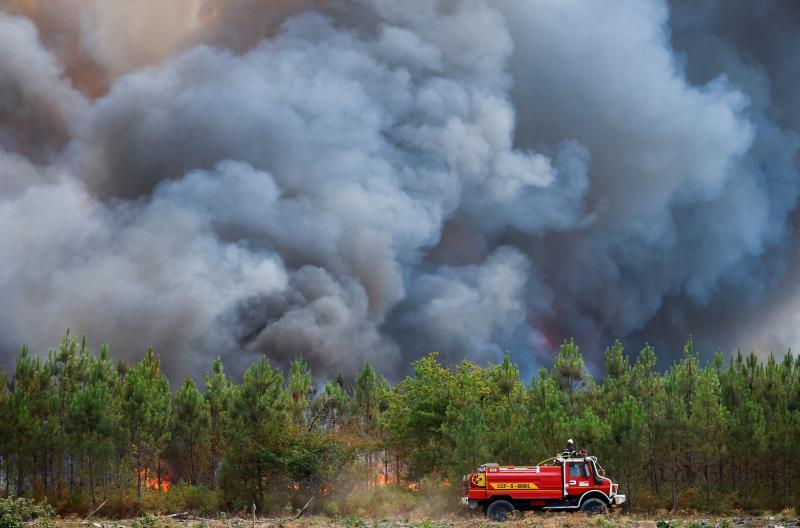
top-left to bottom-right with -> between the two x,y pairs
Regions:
613,494 -> 626,505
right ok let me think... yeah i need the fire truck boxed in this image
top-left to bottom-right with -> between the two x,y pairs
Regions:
461,455 -> 626,520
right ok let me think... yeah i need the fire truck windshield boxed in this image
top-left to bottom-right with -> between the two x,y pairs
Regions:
569,463 -> 590,478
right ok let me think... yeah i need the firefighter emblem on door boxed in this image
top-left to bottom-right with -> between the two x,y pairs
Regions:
469,472 -> 486,487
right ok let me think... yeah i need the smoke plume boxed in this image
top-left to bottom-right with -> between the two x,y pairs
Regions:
0,0 -> 798,379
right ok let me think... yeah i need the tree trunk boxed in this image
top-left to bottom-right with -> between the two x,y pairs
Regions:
256,463 -> 264,508
366,452 -> 371,489
743,460 -> 748,507
650,447 -> 659,494
55,448 -> 63,500
685,451 -> 694,486
395,452 -> 401,488
190,444 -> 196,485
5,452 -> 10,495
383,449 -> 389,486
16,449 -> 23,496
69,453 -> 74,495
626,469 -> 633,504
157,457 -> 162,491
136,450 -> 142,500
32,452 -> 38,493
671,461 -> 677,512
89,457 -> 96,506
41,448 -> 48,495
210,451 -> 216,490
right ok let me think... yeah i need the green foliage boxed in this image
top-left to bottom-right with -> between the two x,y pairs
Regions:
445,403 -> 489,479
204,357 -> 233,490
122,348 -> 173,500
6,330 -> 800,515
139,483 -> 222,515
289,358 -> 314,427
220,357 -> 291,509
171,378 -> 211,485
0,497 -> 53,528
553,338 -> 588,393
131,513 -> 158,528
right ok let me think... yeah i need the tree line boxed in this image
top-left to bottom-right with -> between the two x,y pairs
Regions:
0,332 -> 798,513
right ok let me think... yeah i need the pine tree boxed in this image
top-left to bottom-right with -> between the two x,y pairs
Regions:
553,338 -> 588,395
67,344 -> 119,505
447,403 -> 490,479
690,366 -> 727,511
7,347 -> 38,496
51,331 -> 81,497
731,400 -> 765,507
221,357 -> 290,508
355,362 -> 381,486
660,368 -> 689,511
289,358 -> 314,428
631,344 -> 661,494
386,353 -> 455,479
527,368 -> 568,459
674,338 -> 700,487
488,354 -> 529,464
606,396 -> 646,502
171,378 -> 210,485
121,348 -> 172,500
204,357 -> 232,489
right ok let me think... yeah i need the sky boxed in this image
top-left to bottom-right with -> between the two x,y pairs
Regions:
0,0 -> 798,381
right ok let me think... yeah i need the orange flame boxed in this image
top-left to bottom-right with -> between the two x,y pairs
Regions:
376,471 -> 418,490
140,468 -> 171,492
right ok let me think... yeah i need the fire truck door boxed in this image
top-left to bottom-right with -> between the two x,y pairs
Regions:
567,462 -> 592,492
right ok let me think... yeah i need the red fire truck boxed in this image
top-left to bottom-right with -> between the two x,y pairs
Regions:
461,455 -> 626,520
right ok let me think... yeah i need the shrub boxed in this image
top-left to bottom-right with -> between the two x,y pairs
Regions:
778,507 -> 797,522
629,491 -> 661,512
322,500 -> 340,517
141,483 -> 221,514
104,491 -> 142,519
103,484 -> 222,518
50,490 -> 93,517
0,497 -> 54,528
131,513 -> 158,528
677,487 -> 705,511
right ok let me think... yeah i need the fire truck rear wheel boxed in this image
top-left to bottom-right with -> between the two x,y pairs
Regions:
486,500 -> 515,522
580,498 -> 608,515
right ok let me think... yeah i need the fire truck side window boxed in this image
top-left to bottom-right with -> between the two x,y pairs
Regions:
569,463 -> 590,478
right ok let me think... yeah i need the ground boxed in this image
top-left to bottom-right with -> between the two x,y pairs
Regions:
53,513 -> 800,528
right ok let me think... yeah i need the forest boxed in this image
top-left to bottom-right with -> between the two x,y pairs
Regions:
0,332 -> 798,516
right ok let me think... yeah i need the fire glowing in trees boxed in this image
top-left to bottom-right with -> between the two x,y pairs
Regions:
376,471 -> 419,490
139,468 -> 172,492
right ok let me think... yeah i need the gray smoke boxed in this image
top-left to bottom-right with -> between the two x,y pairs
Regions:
0,0 -> 797,380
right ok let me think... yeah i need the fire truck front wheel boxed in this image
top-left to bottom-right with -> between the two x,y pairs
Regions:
486,500 -> 515,522
580,498 -> 608,515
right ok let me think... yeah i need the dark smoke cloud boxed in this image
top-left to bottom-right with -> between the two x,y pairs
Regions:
0,0 -> 798,380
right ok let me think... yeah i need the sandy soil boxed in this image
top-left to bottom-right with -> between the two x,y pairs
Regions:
55,512 -> 800,528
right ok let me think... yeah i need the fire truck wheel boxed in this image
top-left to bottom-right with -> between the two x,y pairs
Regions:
486,500 -> 515,522
580,498 -> 608,515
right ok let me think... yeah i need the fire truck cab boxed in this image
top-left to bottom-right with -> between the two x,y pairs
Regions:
461,456 -> 626,521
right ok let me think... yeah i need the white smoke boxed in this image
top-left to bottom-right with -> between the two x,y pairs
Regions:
0,0 -> 797,378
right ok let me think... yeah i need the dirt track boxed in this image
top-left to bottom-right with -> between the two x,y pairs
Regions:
57,513 -> 800,528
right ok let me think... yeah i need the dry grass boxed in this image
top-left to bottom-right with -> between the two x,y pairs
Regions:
46,512 -> 800,528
